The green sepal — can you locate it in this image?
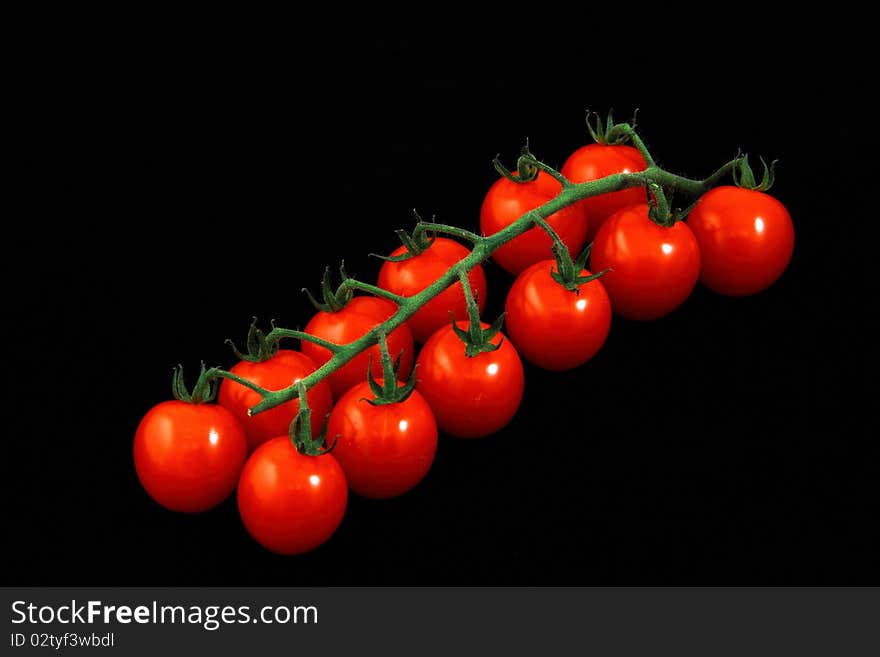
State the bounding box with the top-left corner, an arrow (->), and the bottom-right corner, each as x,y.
303,263 -> 354,313
225,317 -> 278,363
366,355 -> 385,399
586,109 -> 636,146
289,381 -> 335,456
733,155 -> 777,192
362,332 -> 418,405
494,141 -> 539,184
171,361 -> 217,404
549,241 -> 608,292
481,312 -> 506,344
451,312 -> 505,358
372,214 -> 437,263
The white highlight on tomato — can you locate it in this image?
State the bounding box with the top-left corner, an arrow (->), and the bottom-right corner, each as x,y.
398,419 -> 409,432
576,298 -> 587,311
309,475 -> 320,487
661,243 -> 673,255
755,217 -> 765,233
486,363 -> 499,376
209,429 -> 219,445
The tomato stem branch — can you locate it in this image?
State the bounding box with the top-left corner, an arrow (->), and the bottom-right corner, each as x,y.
342,279 -> 408,305
264,328 -> 344,353
205,368 -> 271,396
415,222 -> 485,245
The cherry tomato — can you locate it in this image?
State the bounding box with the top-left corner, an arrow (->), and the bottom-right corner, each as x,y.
302,296 -> 414,399
217,349 -> 333,453
561,144 -> 648,241
590,204 -> 700,320
378,238 -> 488,343
504,260 -> 612,370
480,170 -> 588,275
687,186 -> 795,296
327,381 -> 438,499
134,401 -> 247,513
415,321 -> 524,438
237,436 -> 347,555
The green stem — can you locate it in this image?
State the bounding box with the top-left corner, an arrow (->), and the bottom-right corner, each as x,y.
610,123 -> 656,168
205,368 -> 271,396
530,212 -> 567,252
342,279 -> 409,305
415,222 -> 484,245
264,328 -> 343,353
518,154 -> 573,189
458,269 -> 482,329
229,149 -> 739,416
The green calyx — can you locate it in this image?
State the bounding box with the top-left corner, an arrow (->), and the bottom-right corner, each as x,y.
586,109 -> 638,146
451,269 -> 504,357
549,242 -> 608,292
374,212 -> 436,263
289,381 -> 335,456
171,362 -> 217,404
452,311 -> 506,358
225,317 -> 278,363
304,262 -> 354,313
364,330 -> 418,405
733,155 -> 776,192
493,141 -> 539,184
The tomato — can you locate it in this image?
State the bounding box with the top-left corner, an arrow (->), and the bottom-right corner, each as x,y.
480,170 -> 588,275
237,436 -> 347,555
687,186 -> 795,296
378,238 -> 488,343
134,401 -> 247,513
561,143 -> 648,241
415,321 -> 524,438
327,381 -> 438,499
302,296 -> 414,398
504,260 -> 612,370
217,349 -> 333,453
590,204 -> 700,320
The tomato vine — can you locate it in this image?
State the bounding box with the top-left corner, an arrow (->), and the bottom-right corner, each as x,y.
201,117 -> 742,434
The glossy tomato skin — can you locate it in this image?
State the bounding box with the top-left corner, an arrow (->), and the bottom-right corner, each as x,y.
218,349 -> 333,453
302,296 -> 414,399
237,436 -> 347,555
591,204 -> 700,320
687,186 -> 795,296
134,401 -> 247,513
480,170 -> 588,275
416,322 -> 524,438
561,144 -> 648,241
378,238 -> 488,343
505,260 -> 612,370
327,381 -> 438,499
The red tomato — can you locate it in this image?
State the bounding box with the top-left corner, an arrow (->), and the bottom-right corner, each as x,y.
480,170 -> 588,275
687,186 -> 795,296
590,204 -> 700,320
302,296 -> 414,398
134,401 -> 247,513
327,381 -> 438,499
415,321 -> 524,438
561,144 -> 648,241
378,238 -> 488,343
217,349 -> 333,453
504,260 -> 612,370
237,436 -> 347,555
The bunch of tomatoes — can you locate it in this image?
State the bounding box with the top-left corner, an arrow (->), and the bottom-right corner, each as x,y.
134,118 -> 794,555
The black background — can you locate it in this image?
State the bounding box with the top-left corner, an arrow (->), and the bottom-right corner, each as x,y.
8,24 -> 870,585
